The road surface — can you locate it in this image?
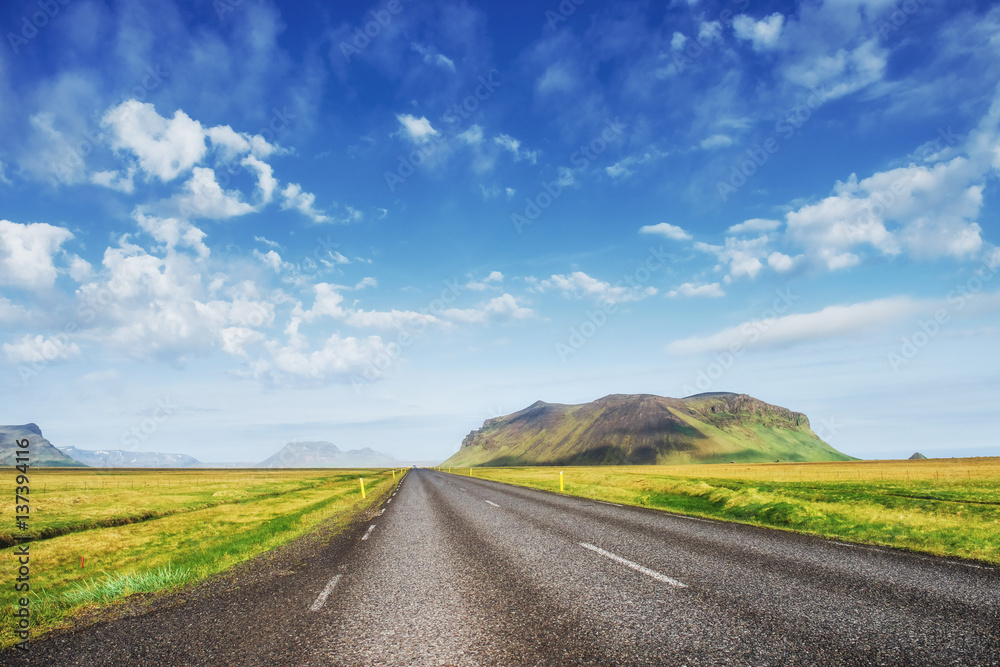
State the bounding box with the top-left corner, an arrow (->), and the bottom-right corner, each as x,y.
8,468 -> 999,665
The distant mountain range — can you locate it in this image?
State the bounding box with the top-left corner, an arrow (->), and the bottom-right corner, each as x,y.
256,441 -> 402,468
0,425 -> 406,468
58,447 -> 201,468
443,392 -> 854,467
0,424 -> 85,467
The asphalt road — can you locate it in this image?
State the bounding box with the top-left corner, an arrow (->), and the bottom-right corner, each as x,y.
7,468 -> 999,666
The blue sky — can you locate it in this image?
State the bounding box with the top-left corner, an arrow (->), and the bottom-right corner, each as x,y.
1,0 -> 998,463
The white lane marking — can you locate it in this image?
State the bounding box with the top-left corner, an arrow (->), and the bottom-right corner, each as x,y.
361,524 -> 376,541
379,509 -> 386,516
579,543 -> 687,588
485,500 -> 500,507
597,501 -> 623,507
830,541 -> 991,570
386,498 -> 392,504
309,574 -> 342,611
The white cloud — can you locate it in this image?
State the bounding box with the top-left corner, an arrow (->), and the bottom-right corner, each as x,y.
443,294 -> 534,324
494,134 -> 538,164
668,282 -> 724,298
102,100 -> 207,182
767,252 -> 799,272
411,43 -> 456,72
0,220 -> 75,290
90,167 -> 136,193
534,271 -> 655,304
458,125 -> 484,145
639,222 -> 692,241
666,297 -> 928,355
670,32 -> 687,52
4,334 -> 80,364
698,21 -> 722,44
280,183 -> 330,223
134,211 -> 210,259
466,271 -> 503,290
354,277 -> 377,290
396,114 -> 440,144
695,235 -> 770,281
254,236 -> 281,249
261,332 -> 394,382
253,249 -> 286,272
728,218 -> 781,234
699,134 -> 733,150
241,155 -> 277,204
733,13 -> 784,51
785,156 -> 984,270
605,149 -> 668,181
176,167 -> 255,220
784,39 -> 887,102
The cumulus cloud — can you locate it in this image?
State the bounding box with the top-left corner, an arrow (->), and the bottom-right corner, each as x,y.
733,13 -> 784,51
281,183 -> 329,223
134,211 -> 210,259
784,156 -> 984,270
396,114 -> 440,144
102,101 -> 207,182
466,271 -> 504,290
639,222 -> 692,241
0,220 -> 75,290
695,235 -> 770,281
4,334 -> 81,364
443,294 -> 534,324
175,167 -> 255,220
533,271 -> 655,304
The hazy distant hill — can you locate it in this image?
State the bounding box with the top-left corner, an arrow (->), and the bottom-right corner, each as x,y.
909,452 -> 929,460
443,392 -> 853,467
257,441 -> 402,468
0,424 -> 86,467
59,446 -> 201,468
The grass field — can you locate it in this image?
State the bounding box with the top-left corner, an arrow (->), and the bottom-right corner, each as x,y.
451,458 -> 1000,565
0,467 -> 403,648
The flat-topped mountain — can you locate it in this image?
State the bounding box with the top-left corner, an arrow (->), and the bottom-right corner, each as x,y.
443,392 -> 853,467
257,441 -> 402,468
0,424 -> 86,467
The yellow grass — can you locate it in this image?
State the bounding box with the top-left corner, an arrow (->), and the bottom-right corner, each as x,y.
1,467 -> 405,648
452,458 -> 1000,565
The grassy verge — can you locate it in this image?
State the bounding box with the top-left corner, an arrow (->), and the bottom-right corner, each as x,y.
1,468 -> 405,648
453,459 -> 1000,565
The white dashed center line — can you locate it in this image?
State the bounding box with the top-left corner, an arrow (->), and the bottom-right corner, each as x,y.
579,543 -> 687,588
361,525 -> 376,541
309,574 -> 342,611
485,500 -> 500,507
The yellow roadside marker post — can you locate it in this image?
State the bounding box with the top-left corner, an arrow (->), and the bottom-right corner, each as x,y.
360,477 -> 366,498
392,470 -> 395,479
560,470 -> 564,492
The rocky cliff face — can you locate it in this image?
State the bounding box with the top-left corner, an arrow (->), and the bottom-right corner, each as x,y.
0,424 -> 87,467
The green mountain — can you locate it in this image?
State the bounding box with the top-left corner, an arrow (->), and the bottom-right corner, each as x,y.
909,452 -> 928,460
443,392 -> 853,467
0,424 -> 87,467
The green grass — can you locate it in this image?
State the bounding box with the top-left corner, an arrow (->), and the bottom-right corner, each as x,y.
453,458 -> 1000,565
0,467 -> 405,648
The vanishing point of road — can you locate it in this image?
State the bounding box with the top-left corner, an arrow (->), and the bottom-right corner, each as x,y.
8,468 -> 999,666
